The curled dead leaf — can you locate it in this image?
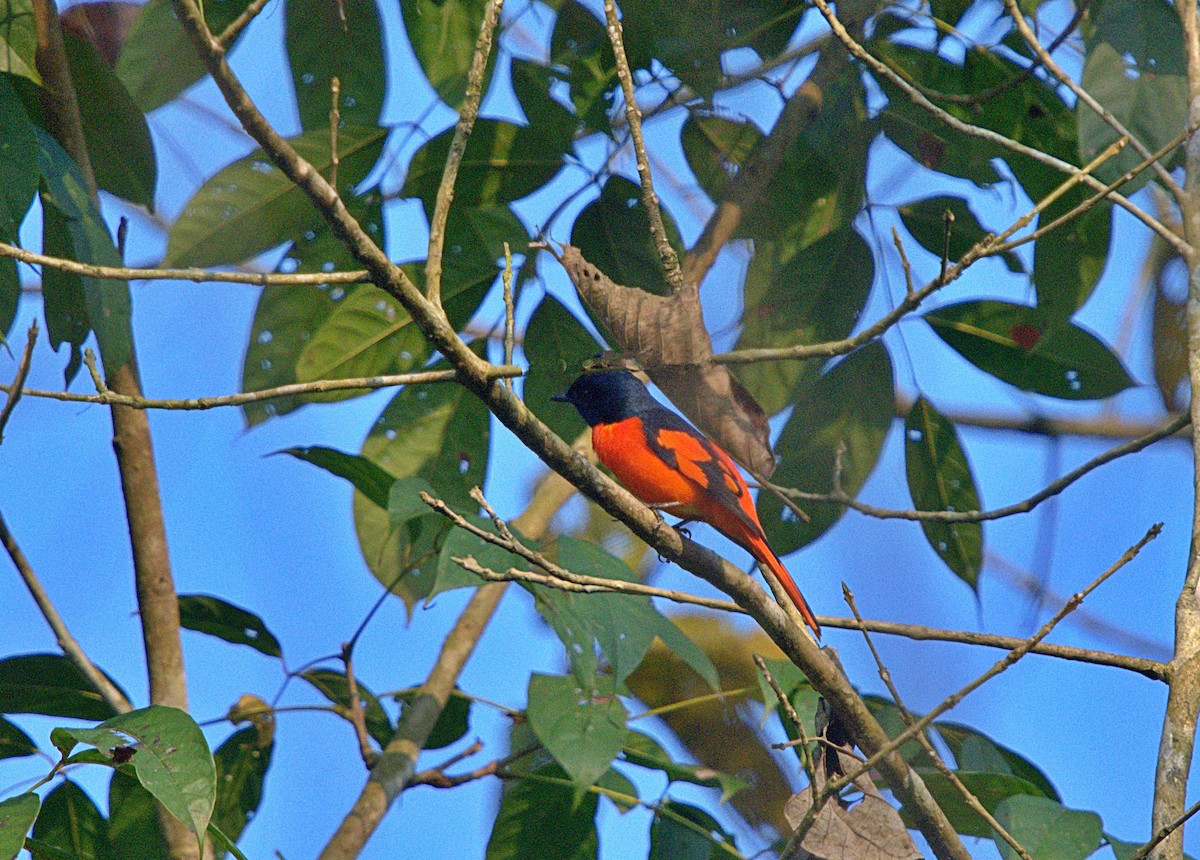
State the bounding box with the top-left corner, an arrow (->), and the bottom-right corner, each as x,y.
783,766 -> 921,860
560,244 -> 776,476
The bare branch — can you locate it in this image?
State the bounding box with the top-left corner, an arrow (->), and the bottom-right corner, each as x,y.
603,0 -> 683,293
426,0 -> 504,309
0,321 -> 37,443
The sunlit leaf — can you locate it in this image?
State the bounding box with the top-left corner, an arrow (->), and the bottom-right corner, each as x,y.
904,397 -> 983,590
353,351 -> 490,609
177,594 -> 283,659
240,193 -> 382,425
400,0 -> 492,109
524,294 -> 602,444
903,769 -> 1045,839
759,342 -> 894,554
526,673 -> 627,788
925,300 -> 1134,399
51,706 -> 216,841
0,654 -> 122,720
734,226 -> 873,413
485,763 -> 598,860
287,0 -> 385,129
992,795 -> 1102,860
0,0 -> 39,83
165,125 -> 387,268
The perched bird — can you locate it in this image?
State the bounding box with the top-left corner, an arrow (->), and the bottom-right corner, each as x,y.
553,369 -> 820,638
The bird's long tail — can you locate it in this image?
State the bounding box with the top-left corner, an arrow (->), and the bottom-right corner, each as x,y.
744,532 -> 821,639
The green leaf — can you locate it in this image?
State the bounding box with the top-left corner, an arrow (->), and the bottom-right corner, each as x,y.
240,193 -> 383,425
37,129 -> 132,380
402,120 -> 566,216
925,300 -> 1135,400
287,0 -> 385,129
993,795 -> 1102,860
930,0 -> 971,27
485,763 -> 598,860
293,286 -> 427,391
115,0 -> 254,111
63,31 -> 156,209
396,689 -> 471,750
594,767 -> 638,812
649,800 -> 733,860
530,585 -> 599,690
905,769 -> 1046,838
107,772 -> 167,860
522,295 -> 601,443
388,475 -> 438,525
300,669 -> 393,747
734,226 -> 874,414
0,0 -> 38,83
1078,0 -> 1187,195
1032,194 -> 1111,317
0,654 -> 122,720
904,397 -> 983,590
353,353 -> 490,609
759,342 -> 894,554
527,673 -> 627,789
0,75 -> 37,238
177,595 -> 283,659
0,793 -> 41,859
570,175 -> 683,297
432,515 -> 526,597
276,445 -> 395,509
547,1 -> 616,134
0,717 -> 36,761
31,781 -> 107,860
52,706 -> 216,842
936,721 -> 1059,802
164,124 -> 387,268
863,695 -> 937,768
621,731 -> 747,802
400,0 -> 492,109
210,726 -> 272,855
899,196 -> 1022,273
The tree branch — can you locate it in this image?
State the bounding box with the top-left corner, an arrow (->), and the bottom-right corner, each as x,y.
1,510 -> 134,715
0,321 -> 37,443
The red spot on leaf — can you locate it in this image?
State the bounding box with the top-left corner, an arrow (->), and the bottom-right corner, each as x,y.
1010,323 -> 1041,350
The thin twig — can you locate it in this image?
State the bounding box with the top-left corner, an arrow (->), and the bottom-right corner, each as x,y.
0,321 -> 37,443
1002,0 -> 1183,201
602,0 -> 683,292
772,413 -> 1188,524
824,524 -> 1162,797
340,643 -> 380,768
426,0 -> 504,309
843,586 -> 1035,860
753,654 -> 814,782
0,362 -> 523,411
1,510 -> 133,715
217,0 -> 275,45
329,76 -> 341,192
0,240 -> 370,286
808,0 -> 1190,258
502,243 -> 515,389
1126,795 -> 1200,860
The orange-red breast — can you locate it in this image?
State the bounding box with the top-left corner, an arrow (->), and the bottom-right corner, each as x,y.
553,369 -> 820,638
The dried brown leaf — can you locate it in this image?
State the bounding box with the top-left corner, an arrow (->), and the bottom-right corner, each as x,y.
560,244 -> 776,476
61,2 -> 141,66
783,769 -> 921,860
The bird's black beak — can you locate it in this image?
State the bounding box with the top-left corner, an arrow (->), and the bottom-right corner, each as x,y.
550,392 -> 570,404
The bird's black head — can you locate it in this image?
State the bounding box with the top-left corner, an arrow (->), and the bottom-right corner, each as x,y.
551,369 -> 660,427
